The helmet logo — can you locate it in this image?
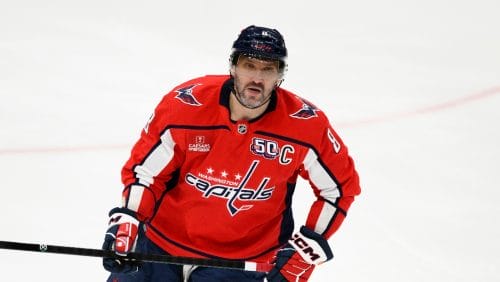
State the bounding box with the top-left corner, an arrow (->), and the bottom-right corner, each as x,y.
252,43 -> 273,52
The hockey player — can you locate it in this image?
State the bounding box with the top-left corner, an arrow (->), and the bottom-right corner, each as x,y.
102,25 -> 361,281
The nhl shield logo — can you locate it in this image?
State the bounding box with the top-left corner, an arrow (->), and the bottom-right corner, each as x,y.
237,124 -> 247,134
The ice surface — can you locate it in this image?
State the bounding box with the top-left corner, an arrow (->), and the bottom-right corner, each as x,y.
1,1 -> 499,281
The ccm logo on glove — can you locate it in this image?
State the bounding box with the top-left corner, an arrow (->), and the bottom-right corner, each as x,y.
290,233 -> 321,262
288,226 -> 333,265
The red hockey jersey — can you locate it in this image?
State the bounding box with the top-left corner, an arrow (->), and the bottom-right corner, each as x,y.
121,75 -> 360,262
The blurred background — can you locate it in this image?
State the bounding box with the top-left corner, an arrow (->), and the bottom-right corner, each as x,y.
1,0 -> 499,281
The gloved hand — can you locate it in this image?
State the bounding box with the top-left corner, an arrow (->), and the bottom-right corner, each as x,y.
267,226 -> 334,282
102,207 -> 140,273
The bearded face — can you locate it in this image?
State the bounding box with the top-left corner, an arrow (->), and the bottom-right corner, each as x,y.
232,55 -> 282,109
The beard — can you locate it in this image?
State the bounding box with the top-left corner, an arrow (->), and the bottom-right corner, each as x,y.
233,76 -> 273,109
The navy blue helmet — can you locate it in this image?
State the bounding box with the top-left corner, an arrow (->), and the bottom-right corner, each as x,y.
230,25 -> 287,71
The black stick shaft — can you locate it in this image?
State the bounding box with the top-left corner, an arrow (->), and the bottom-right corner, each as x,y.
0,240 -> 253,270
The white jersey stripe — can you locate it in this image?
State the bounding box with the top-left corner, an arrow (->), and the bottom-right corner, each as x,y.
314,202 -> 337,233
133,129 -> 176,186
303,149 -> 341,233
126,185 -> 146,212
127,129 -> 176,210
303,149 -> 340,200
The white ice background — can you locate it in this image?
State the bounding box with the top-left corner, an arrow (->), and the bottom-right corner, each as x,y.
1,1 -> 499,281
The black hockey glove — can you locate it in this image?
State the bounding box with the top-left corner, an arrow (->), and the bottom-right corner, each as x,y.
267,226 -> 334,282
102,207 -> 140,273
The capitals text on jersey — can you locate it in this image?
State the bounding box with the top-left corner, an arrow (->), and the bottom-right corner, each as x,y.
185,160 -> 274,216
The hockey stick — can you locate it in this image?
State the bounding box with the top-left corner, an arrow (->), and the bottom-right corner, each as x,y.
0,240 -> 272,272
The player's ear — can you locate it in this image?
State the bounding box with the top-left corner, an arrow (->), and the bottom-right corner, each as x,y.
229,65 -> 236,77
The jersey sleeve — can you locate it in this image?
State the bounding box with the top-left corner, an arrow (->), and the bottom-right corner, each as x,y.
299,122 -> 361,239
120,96 -> 185,221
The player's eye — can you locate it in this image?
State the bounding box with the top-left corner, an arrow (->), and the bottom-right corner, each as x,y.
242,62 -> 256,70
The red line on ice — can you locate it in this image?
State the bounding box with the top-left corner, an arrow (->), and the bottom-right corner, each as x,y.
1,86 -> 499,155
336,86 -> 500,128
